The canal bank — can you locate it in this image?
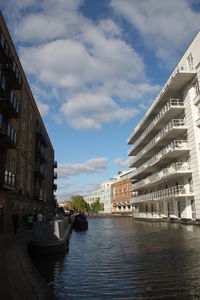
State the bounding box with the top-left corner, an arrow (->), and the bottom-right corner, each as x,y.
0,230 -> 56,300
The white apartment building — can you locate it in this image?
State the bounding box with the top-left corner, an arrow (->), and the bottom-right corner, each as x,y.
128,31 -> 200,222
84,189 -> 102,207
100,181 -> 113,213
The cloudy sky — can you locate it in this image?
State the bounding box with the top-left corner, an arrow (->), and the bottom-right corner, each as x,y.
1,0 -> 200,199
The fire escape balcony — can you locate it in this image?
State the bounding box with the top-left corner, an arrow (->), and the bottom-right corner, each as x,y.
53,171 -> 57,179
129,119 -> 187,168
36,126 -> 48,147
0,117 -> 18,148
54,161 -> 57,168
0,28 -> 11,64
34,163 -> 47,180
130,185 -> 194,204
53,184 -> 57,191
2,59 -> 22,90
128,99 -> 184,156
35,146 -> 48,163
0,90 -> 20,118
0,69 -> 6,97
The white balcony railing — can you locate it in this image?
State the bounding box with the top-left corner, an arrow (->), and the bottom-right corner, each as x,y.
128,99 -> 184,155
129,139 -> 188,173
129,119 -> 187,166
133,162 -> 191,190
130,185 -> 193,204
127,66 -> 196,144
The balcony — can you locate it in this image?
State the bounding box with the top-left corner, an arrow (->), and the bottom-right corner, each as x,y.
130,185 -> 194,204
0,70 -> 6,96
132,162 -> 191,191
53,184 -> 57,191
34,163 -> 47,179
0,90 -> 20,118
0,28 -> 10,64
128,99 -> 184,156
130,119 -> 187,167
128,66 -> 196,145
35,145 -> 48,162
130,140 -> 189,175
54,161 -> 57,168
53,171 -> 57,179
36,126 -> 48,147
0,118 -> 18,148
196,117 -> 200,128
2,59 -> 22,90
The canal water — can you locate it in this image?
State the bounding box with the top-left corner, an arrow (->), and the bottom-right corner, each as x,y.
33,217 -> 200,299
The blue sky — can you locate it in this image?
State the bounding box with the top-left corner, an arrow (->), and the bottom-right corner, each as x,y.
1,0 -> 200,200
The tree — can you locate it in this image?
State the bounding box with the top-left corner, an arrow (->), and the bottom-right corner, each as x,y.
71,195 -> 88,212
91,198 -> 104,213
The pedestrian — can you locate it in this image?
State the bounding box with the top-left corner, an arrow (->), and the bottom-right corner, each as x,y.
37,211 -> 43,222
12,210 -> 19,235
27,213 -> 34,230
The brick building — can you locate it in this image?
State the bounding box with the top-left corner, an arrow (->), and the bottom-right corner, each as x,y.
0,11 -> 57,232
111,170 -> 135,214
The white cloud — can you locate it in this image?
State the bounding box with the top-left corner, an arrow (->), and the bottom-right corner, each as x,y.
57,157 -> 108,179
114,158 -> 130,167
61,93 -> 138,130
110,0 -> 200,66
1,0 -> 160,130
36,101 -> 49,117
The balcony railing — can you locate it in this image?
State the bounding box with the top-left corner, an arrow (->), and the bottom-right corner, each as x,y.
133,162 -> 191,190
36,125 -> 48,147
128,99 -> 184,155
0,69 -> 6,96
130,139 -> 188,173
0,28 -> 11,63
130,119 -> 187,166
127,66 -> 196,145
0,119 -> 18,148
53,184 -> 57,191
54,161 -> 57,168
53,171 -> 57,179
130,185 -> 193,204
3,59 -> 22,90
0,90 -> 20,118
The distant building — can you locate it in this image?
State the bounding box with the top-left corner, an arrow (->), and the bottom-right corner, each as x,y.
84,189 -> 102,207
100,181 -> 113,213
128,30 -> 200,222
111,170 -> 135,214
0,11 -> 57,232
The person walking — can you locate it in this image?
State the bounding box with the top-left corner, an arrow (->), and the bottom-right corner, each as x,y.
12,210 -> 19,235
37,211 -> 43,222
27,212 -> 34,231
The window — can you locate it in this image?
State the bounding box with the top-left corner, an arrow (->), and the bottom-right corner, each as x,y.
187,53 -> 194,70
193,80 -> 199,97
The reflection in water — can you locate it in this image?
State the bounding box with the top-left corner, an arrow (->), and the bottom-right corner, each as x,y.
33,217 -> 200,299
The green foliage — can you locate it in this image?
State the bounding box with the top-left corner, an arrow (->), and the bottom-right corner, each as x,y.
71,195 -> 88,212
91,198 -> 104,213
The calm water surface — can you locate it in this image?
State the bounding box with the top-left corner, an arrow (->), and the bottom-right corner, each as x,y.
33,217 -> 200,299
